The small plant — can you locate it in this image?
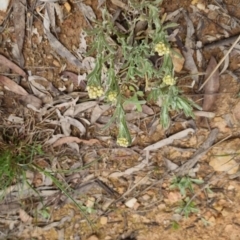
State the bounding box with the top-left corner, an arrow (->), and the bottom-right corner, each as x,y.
201,217 -> 210,227
171,220 -> 180,230
170,176 -> 204,197
0,143 -> 44,198
175,197 -> 199,218
169,176 -> 204,218
0,140 -> 94,226
86,0 -> 201,146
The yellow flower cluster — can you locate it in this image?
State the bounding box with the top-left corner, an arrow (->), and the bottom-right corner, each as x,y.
117,137 -> 129,147
108,91 -> 118,102
86,85 -> 104,99
163,75 -> 176,86
155,42 -> 170,56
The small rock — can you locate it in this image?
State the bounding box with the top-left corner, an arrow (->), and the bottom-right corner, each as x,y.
221,209 -> 230,217
53,59 -> 60,67
117,187 -> 125,194
102,199 -> 114,211
125,198 -> 137,208
133,201 -> 140,210
213,205 -> 223,212
100,216 -> 108,225
157,203 -> 166,211
208,216 -> 216,225
74,223 -> 79,229
172,214 -> 182,222
225,224 -> 234,232
64,2 -> 71,12
233,101 -> 240,121
167,191 -> 182,204
197,3 -> 207,12
46,54 -> 53,60
86,197 -> 95,208
228,185 -> 235,190
104,236 -> 111,240
87,235 -> 99,240
142,194 -> 151,201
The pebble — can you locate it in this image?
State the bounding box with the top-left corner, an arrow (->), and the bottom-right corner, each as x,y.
53,59 -> 60,67
87,235 -> 99,240
208,216 -> 216,225
142,194 -> 151,201
100,216 -> 108,225
64,2 -> 71,12
125,198 -> 137,208
228,185 -> 235,190
86,197 -> 95,208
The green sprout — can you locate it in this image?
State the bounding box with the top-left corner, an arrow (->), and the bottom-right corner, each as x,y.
170,176 -> 204,197
175,197 -> 199,218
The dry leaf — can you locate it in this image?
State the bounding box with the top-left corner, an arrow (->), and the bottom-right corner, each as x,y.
164,157 -> 179,171
0,75 -> 28,95
171,48 -> 185,72
91,104 -> 110,124
12,0 -> 26,67
52,136 -> 100,147
166,8 -> 182,21
126,112 -> 147,121
0,55 -> 26,77
61,71 -> 86,90
202,57 -> 219,111
19,209 -> 33,223
182,10 -> 198,83
209,156 -> 238,174
45,134 -> 64,145
66,116 -> 86,135
7,114 -> 24,124
20,94 -> 42,109
28,76 -> 53,103
142,104 -> 154,115
77,2 -> 96,22
167,192 -> 182,204
74,101 -> 97,115
63,105 -> 75,117
111,0 -> 129,11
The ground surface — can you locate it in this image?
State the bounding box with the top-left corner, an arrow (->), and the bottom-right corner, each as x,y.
1,0 -> 240,240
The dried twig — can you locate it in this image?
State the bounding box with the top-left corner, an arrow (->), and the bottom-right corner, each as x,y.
174,128 -> 219,176
199,34 -> 240,91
